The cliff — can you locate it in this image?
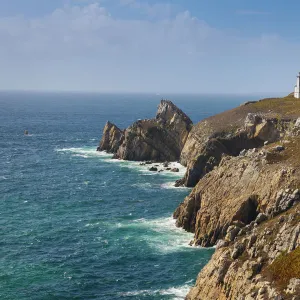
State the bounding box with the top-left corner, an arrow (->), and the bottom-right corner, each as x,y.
98,100 -> 193,162
187,205 -> 300,299
97,95 -> 300,299
177,95 -> 300,187
173,113 -> 300,299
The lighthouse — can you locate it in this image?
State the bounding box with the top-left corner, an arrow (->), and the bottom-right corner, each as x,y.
294,72 -> 300,98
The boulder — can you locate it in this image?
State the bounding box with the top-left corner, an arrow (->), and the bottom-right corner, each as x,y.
170,168 -> 180,172
255,213 -> 268,224
149,167 -> 158,172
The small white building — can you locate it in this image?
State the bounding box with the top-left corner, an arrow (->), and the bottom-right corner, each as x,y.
294,72 -> 300,98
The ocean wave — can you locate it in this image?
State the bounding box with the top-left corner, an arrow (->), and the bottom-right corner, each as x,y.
119,284 -> 191,299
56,147 -> 187,178
117,217 -> 195,253
55,147 -> 113,158
160,182 -> 191,190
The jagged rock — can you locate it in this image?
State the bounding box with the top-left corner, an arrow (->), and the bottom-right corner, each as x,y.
163,162 -> 169,167
247,234 -> 257,249
174,151 -> 298,246
231,243 -> 245,259
170,168 -> 179,172
97,121 -> 124,153
186,206 -> 300,300
98,100 -> 193,162
255,213 -> 268,225
215,240 -> 229,250
225,226 -> 240,242
285,278 -> 300,295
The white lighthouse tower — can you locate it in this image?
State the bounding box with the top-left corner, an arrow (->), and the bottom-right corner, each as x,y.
294,72 -> 300,98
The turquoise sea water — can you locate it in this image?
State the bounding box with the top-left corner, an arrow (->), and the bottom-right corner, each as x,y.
0,92 -> 265,299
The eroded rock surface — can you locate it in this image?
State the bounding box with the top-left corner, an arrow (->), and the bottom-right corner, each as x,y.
186,206 -> 300,300
98,100 -> 193,162
97,121 -> 124,153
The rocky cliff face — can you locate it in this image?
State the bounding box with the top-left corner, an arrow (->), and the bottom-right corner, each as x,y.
174,144 -> 300,247
177,111 -> 289,187
186,205 -> 300,300
98,100 -> 193,162
174,126 -> 300,299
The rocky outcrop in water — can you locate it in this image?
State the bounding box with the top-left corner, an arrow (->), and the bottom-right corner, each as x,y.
98,100 -> 193,162
97,121 -> 124,153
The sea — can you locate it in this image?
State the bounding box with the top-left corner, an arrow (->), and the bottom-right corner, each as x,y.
0,91 -> 270,300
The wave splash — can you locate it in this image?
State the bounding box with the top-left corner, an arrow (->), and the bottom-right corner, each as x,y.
119,284 -> 192,299
56,147 -> 187,177
117,217 -> 194,253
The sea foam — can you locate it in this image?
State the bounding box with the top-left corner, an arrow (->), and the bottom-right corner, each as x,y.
118,217 -> 195,254
119,284 -> 192,299
56,147 -> 187,178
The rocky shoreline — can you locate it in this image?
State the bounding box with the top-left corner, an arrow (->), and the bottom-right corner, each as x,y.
98,96 -> 300,299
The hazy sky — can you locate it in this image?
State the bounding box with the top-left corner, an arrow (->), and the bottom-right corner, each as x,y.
1,0 -> 300,93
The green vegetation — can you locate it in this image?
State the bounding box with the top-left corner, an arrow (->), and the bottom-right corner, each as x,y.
266,247 -> 300,290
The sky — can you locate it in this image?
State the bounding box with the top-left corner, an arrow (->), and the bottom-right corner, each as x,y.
1,0 -> 300,94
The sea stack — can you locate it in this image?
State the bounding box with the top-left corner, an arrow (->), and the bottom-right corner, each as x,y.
98,99 -> 193,162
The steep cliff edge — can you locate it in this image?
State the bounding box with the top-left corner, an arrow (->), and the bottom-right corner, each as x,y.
178,94 -> 300,187
174,134 -> 300,299
187,205 -> 300,300
98,100 -> 193,162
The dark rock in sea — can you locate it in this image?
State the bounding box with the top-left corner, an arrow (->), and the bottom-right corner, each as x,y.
149,167 -> 158,172
170,168 -> 180,172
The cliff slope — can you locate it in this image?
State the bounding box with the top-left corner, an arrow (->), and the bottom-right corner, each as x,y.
178,94 -> 300,187
174,124 -> 300,299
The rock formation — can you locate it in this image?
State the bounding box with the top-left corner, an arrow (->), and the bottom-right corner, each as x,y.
186,205 -> 300,300
98,94 -> 300,299
98,100 -> 193,162
173,108 -> 300,299
97,121 -> 124,153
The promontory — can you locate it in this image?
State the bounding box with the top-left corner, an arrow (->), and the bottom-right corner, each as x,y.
98,95 -> 300,299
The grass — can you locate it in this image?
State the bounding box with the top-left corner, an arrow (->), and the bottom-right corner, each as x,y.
252,94 -> 300,118
266,137 -> 300,168
266,247 -> 300,291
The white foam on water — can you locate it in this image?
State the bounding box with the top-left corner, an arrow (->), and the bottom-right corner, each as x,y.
119,284 -> 192,299
160,182 -> 191,190
118,217 -> 194,254
56,147 -> 113,158
56,147 -> 187,180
